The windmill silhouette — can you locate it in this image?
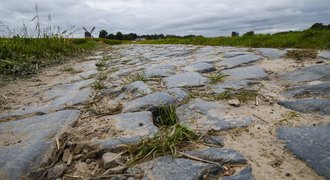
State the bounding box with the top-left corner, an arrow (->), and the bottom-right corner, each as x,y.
83,27 -> 95,38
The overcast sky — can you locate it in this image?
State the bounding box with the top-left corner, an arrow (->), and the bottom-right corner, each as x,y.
1,0 -> 330,37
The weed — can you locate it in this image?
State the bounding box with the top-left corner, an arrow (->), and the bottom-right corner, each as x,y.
154,105 -> 178,126
127,124 -> 196,165
188,88 -> 259,103
87,101 -> 122,116
136,90 -> 149,97
127,106 -> 197,165
286,111 -> 299,119
121,72 -> 147,84
108,67 -> 119,73
92,81 -> 106,90
208,73 -> 228,84
61,67 -> 82,74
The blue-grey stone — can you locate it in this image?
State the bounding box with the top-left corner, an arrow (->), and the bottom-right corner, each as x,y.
182,62 -> 216,73
318,51 -> 330,60
284,82 -> 330,98
277,124 -> 330,179
164,72 -> 210,88
122,92 -> 176,112
223,52 -> 255,58
176,99 -> 252,133
0,110 -> 80,179
221,66 -> 267,82
106,111 -> 158,137
212,80 -> 259,94
185,148 -> 247,165
144,64 -> 176,78
0,79 -> 93,120
257,48 -> 286,59
68,69 -> 98,82
167,88 -> 188,102
281,65 -> 330,83
131,156 -> 223,180
203,136 -> 224,147
222,165 -> 254,180
278,99 -> 330,115
219,55 -> 262,68
124,81 -> 152,96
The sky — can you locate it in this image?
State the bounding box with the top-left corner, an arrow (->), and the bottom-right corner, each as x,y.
1,0 -> 330,37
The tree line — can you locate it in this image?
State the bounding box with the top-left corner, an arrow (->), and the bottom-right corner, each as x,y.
98,30 -> 196,40
98,23 -> 329,40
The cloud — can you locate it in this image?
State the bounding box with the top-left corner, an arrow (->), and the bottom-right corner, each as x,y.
0,0 -> 329,37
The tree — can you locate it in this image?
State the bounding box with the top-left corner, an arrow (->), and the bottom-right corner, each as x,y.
231,31 -> 239,37
107,33 -> 115,39
116,32 -> 123,40
99,30 -> 108,38
243,31 -> 254,36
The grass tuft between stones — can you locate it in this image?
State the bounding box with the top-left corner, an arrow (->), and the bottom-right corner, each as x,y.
121,72 -> 148,84
189,88 -> 260,103
208,72 -> 228,84
126,105 -> 197,165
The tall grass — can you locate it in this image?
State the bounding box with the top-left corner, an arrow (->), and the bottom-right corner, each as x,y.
0,5 -> 123,77
136,30 -> 330,49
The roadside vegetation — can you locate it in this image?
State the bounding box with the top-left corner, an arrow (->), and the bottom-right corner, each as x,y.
136,29 -> 330,49
0,6 -> 123,78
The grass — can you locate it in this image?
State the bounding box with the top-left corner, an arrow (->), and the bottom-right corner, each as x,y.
92,80 -> 106,90
121,72 -> 148,84
126,106 -> 197,165
208,72 -> 228,84
189,88 -> 259,103
136,29 -> 330,49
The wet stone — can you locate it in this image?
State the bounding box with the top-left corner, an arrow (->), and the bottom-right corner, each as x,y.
0,110 -> 80,179
130,156 -> 224,180
219,54 -> 262,69
318,51 -> 330,59
257,48 -> 287,59
277,124 -> 330,179
176,99 -> 252,133
182,62 -> 216,73
185,148 -> 247,165
278,99 -> 330,115
281,64 -> 330,83
144,64 -> 176,78
221,66 -> 267,82
164,72 -> 210,88
222,165 -> 254,180
122,92 -> 176,112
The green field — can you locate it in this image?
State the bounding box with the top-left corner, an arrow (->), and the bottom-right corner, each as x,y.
136,29 -> 330,50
